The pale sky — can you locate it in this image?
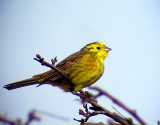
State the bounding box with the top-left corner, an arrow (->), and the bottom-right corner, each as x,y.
0,0 -> 160,125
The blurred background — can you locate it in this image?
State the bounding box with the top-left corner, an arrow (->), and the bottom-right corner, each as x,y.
0,0 -> 160,125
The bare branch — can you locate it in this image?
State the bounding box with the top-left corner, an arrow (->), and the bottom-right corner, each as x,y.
51,56 -> 57,65
25,110 -> 41,125
34,54 -> 74,90
89,87 -> 146,125
0,110 -> 40,125
0,114 -> 21,125
73,91 -> 131,125
34,54 -> 65,77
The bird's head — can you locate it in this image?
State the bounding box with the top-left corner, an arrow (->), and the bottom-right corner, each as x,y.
81,41 -> 111,60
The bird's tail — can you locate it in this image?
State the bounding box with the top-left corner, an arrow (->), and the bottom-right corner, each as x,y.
3,77 -> 44,90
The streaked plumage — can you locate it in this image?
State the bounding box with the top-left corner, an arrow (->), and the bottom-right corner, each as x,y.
4,41 -> 111,91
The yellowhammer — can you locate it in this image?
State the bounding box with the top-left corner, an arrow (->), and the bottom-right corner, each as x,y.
4,41 -> 111,91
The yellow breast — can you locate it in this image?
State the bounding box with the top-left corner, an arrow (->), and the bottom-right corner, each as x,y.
65,53 -> 104,91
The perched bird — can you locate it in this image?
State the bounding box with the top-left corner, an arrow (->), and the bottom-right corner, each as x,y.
4,41 -> 111,92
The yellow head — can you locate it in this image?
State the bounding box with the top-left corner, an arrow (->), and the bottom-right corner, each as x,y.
81,41 -> 111,60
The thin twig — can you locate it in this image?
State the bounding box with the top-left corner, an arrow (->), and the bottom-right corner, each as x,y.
34,54 -> 74,90
89,87 -> 147,125
51,56 -> 57,65
0,110 -> 40,125
34,54 -> 66,79
73,91 -> 130,125
25,110 -> 41,125
0,115 -> 21,125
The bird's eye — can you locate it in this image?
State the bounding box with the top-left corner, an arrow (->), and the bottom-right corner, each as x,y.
96,47 -> 100,50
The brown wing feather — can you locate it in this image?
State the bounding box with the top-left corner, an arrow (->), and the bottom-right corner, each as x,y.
41,51 -> 87,82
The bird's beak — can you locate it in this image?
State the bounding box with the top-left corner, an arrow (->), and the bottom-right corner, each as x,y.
106,47 -> 112,52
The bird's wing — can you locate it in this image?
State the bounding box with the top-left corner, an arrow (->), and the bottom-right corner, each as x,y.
40,51 -> 86,83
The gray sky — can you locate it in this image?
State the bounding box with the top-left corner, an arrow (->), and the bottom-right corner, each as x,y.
0,0 -> 160,125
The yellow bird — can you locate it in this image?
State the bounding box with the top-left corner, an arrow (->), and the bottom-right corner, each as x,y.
4,41 -> 111,92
